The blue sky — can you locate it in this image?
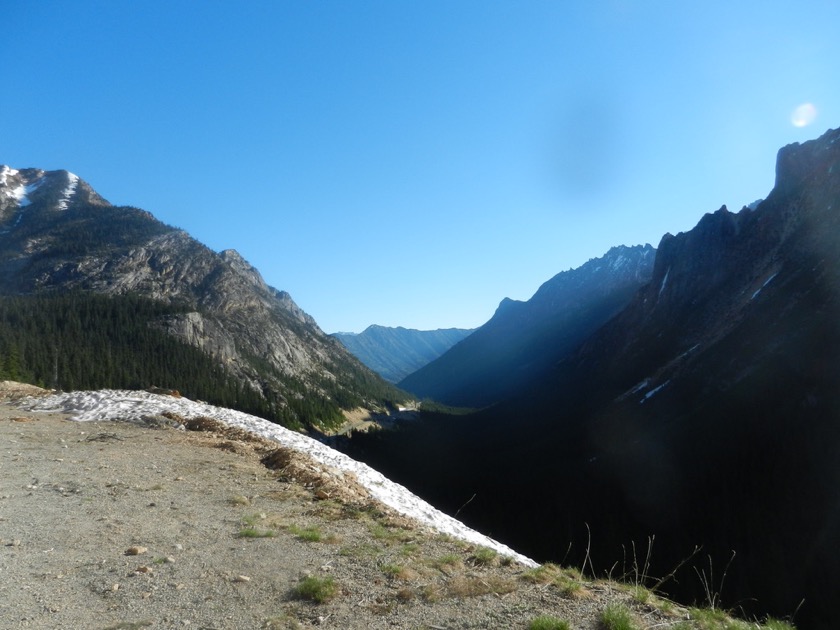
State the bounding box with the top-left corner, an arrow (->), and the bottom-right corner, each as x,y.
3,1 -> 838,333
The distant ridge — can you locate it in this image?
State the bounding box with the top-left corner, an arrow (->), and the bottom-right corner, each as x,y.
334,325 -> 474,383
398,244 -> 655,407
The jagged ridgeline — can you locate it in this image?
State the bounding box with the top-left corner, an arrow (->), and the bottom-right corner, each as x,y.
0,167 -> 406,430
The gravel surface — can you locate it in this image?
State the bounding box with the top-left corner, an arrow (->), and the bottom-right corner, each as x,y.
0,384 -> 710,630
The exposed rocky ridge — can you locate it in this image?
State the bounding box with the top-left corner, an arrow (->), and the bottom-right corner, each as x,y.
398,243 -> 655,407
333,325 -> 474,383
0,167 -> 404,427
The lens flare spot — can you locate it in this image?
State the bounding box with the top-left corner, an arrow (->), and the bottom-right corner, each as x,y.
791,103 -> 817,127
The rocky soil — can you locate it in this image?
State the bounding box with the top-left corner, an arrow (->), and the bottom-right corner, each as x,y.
0,383 -> 759,630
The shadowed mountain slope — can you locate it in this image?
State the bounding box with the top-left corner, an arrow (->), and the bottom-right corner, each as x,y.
341,127 -> 840,629
398,244 -> 655,407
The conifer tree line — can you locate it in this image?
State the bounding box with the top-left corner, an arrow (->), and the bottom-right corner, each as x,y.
0,292 -> 401,430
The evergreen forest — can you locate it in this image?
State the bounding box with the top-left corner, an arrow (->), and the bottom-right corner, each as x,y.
0,292 -> 398,430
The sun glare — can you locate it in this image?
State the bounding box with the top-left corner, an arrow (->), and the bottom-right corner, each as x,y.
791,103 -> 817,127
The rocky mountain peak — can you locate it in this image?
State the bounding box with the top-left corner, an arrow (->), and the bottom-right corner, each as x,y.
774,126 -> 840,196
0,166 -> 107,219
0,166 -> 403,428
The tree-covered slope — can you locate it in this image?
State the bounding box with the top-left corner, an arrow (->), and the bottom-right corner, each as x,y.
0,167 -> 406,429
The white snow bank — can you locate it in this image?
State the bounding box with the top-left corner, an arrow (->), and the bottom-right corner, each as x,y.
21,389 -> 537,567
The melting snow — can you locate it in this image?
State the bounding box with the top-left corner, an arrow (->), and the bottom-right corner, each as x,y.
750,272 -> 779,300
20,389 -> 537,567
657,267 -> 670,297
1,169 -> 45,234
0,165 -> 17,187
17,176 -> 46,207
56,172 -> 79,210
640,380 -> 670,403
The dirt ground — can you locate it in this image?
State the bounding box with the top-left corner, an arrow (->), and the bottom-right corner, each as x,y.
0,384 -> 707,629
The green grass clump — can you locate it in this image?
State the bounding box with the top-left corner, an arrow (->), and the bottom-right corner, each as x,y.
469,546 -> 498,566
686,609 -> 797,630
529,616 -> 570,630
600,603 -> 639,630
522,563 -> 561,584
429,553 -> 462,570
288,524 -> 322,542
381,563 -> 414,581
369,522 -> 415,544
292,575 -> 338,603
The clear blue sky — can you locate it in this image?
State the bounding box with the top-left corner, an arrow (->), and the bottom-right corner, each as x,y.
3,1 -> 838,333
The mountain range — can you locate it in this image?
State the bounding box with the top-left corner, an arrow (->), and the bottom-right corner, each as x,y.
398,244 -> 655,407
340,127 -> 840,629
4,123 -> 839,628
333,325 -> 474,383
0,165 -> 405,430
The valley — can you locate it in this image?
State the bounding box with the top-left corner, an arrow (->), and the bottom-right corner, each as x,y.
2,128 -> 838,629
338,127 -> 840,630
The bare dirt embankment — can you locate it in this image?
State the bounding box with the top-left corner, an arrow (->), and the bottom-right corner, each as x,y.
0,382 -> 716,629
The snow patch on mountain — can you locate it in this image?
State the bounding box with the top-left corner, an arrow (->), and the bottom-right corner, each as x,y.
658,267 -> 670,297
751,272 -> 779,300
0,166 -> 16,187
56,172 -> 79,210
640,380 -> 670,403
21,389 -> 538,567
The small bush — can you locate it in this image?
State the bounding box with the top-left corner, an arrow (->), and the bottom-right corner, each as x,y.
529,616 -> 570,630
292,575 -> 337,603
